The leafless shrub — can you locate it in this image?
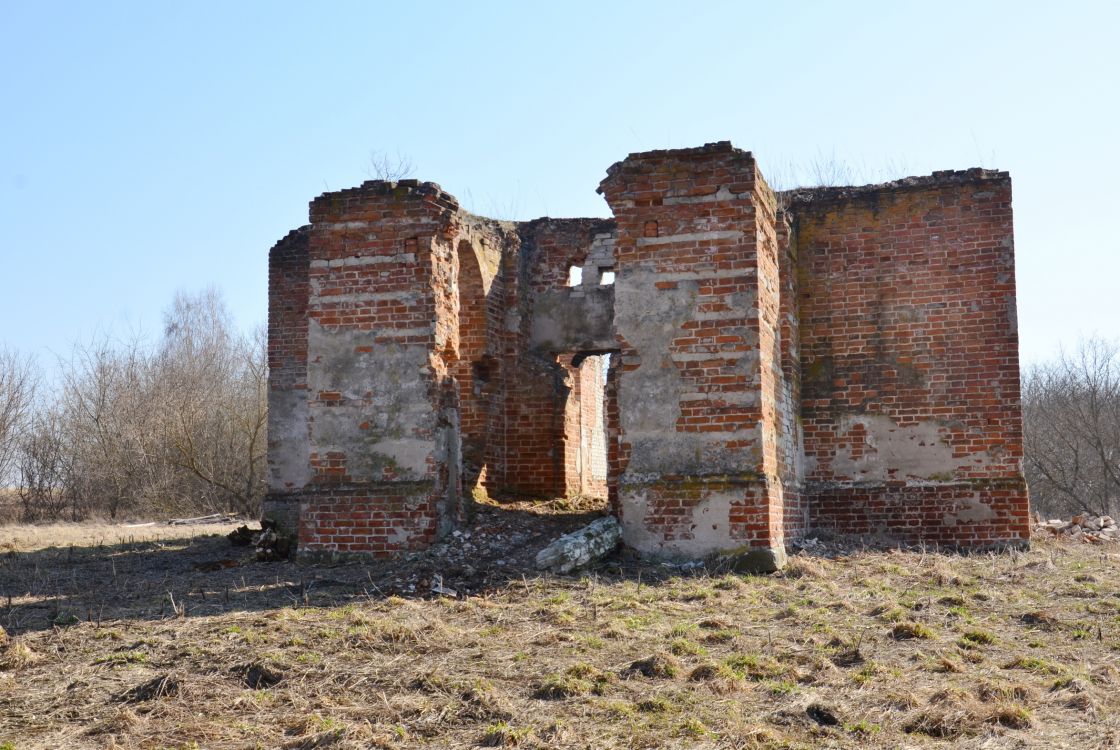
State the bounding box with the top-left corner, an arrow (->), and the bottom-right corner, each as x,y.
1022,337 -> 1120,518
14,288 -> 267,522
366,149 -> 415,181
17,407 -> 76,521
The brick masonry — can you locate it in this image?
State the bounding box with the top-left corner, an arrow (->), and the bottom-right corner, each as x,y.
265,142 -> 1030,566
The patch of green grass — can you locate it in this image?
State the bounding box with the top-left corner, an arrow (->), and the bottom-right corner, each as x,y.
565,662 -> 598,678
763,679 -> 799,696
535,664 -> 613,699
852,662 -> 881,685
1004,656 -> 1065,675
959,629 -> 996,646
712,576 -> 745,591
480,721 -> 533,747
988,704 -> 1033,729
701,628 -> 737,644
947,605 -> 972,622
678,717 -> 709,738
622,614 -> 657,631
677,586 -> 716,602
724,653 -> 785,680
891,621 -> 936,640
625,653 -> 679,679
668,622 -> 697,638
636,696 -> 673,713
845,720 -> 881,734
688,661 -> 741,683
534,673 -> 592,700
600,700 -> 636,718
669,638 -> 706,657
875,606 -> 906,623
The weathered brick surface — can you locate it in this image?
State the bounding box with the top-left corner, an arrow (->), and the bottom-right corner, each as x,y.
266,144 -> 1029,562
598,143 -> 790,563
263,226 -> 311,535
789,171 -> 1029,548
498,220 -> 615,499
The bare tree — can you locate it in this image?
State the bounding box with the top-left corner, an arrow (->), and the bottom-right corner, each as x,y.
156,291 -> 268,516
56,334 -> 157,519
17,407 -> 73,521
1023,338 -> 1120,518
0,347 -> 37,487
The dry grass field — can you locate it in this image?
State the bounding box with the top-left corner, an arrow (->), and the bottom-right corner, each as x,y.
1,504 -> 1118,749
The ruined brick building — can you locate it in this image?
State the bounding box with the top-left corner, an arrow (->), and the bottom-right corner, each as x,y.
264,142 -> 1030,570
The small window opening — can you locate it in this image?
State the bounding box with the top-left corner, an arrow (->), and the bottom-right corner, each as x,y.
599,269 -> 615,286
567,265 -> 583,287
472,357 -> 494,385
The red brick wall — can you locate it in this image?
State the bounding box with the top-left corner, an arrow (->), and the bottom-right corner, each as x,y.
266,146 -> 1030,561
600,143 -> 788,561
790,171 -> 1029,547
267,227 -> 311,394
559,354 -> 609,499
297,484 -> 443,555
298,180 -> 462,558
453,241 -> 491,493
263,226 -> 311,534
493,219 -> 615,499
577,355 -> 609,498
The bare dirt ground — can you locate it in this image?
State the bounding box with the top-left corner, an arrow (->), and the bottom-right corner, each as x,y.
1,499 -> 1118,749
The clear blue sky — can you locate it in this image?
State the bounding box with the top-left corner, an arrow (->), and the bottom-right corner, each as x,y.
1,1 -> 1116,369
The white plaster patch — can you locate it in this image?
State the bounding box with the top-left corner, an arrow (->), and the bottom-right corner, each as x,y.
942,494 -> 997,525
636,230 -> 744,246
369,438 -> 435,476
831,414 -> 989,481
619,487 -> 735,558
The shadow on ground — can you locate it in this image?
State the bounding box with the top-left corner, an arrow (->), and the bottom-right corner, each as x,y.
1,497 -> 665,635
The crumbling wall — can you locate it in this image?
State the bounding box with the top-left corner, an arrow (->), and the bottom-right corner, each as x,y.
598,143 -> 789,569
789,171 -> 1030,548
775,213 -> 806,539
298,181 -> 465,558
450,223 -> 508,500
263,226 -> 311,536
497,219 -> 615,499
264,143 -> 1030,563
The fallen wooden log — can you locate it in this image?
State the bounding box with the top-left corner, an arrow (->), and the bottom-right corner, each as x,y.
535,516 -> 621,574
167,513 -> 239,526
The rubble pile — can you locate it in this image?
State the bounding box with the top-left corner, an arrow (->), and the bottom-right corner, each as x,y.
227,520 -> 294,561
1036,514 -> 1119,543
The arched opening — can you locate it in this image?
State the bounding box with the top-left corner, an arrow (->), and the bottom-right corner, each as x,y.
455,242 -> 493,496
